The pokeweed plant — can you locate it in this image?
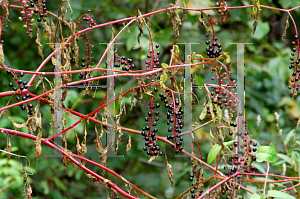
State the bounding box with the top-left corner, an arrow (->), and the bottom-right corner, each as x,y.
0,0 -> 300,198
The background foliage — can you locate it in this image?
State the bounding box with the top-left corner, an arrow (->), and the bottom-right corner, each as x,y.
0,0 -> 300,198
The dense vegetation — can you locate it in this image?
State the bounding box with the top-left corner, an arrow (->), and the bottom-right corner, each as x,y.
0,0 -> 300,198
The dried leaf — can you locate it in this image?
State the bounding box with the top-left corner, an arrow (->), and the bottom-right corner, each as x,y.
0,44 -> 4,66
281,16 -> 290,41
165,153 -> 174,186
73,35 -> 80,69
61,47 -> 72,83
63,148 -> 75,173
251,0 -> 261,35
125,183 -> 132,195
35,25 -> 44,60
136,8 -> 144,43
6,136 -> 12,159
168,8 -> 184,38
26,182 -> 32,199
95,126 -> 107,174
126,134 -> 132,153
34,127 -> 43,165
43,20 -> 55,50
76,127 -> 87,164
1,0 -> 9,19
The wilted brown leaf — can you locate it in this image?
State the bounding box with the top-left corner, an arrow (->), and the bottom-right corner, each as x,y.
26,183 -> 32,199
35,25 -> 44,60
165,153 -> 174,186
0,44 -> 4,66
126,134 -> 132,153
6,136 -> 12,159
281,16 -> 289,41
136,8 -> 144,43
94,126 -> 107,175
1,0 -> 9,19
76,127 -> 88,164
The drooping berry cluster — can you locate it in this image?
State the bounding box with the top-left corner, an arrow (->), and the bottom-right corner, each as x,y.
141,88 -> 162,157
7,70 -> 34,115
288,35 -> 300,96
189,176 -> 204,198
200,13 -> 222,59
113,55 -> 134,71
158,90 -> 184,154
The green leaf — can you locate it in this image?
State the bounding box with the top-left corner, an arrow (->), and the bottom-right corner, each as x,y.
207,144 -> 221,164
260,194 -> 266,199
250,193 -> 260,199
277,153 -> 291,164
267,190 -> 296,199
278,0 -> 299,10
256,143 -> 278,163
252,162 -> 266,174
284,129 -> 295,145
53,177 -> 67,191
199,105 -> 207,120
224,140 -> 235,147
215,104 -> 222,121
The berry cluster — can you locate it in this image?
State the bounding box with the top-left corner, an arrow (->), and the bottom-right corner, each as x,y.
216,1 -> 228,16
288,35 -> 300,96
158,91 -> 184,154
204,87 -> 238,120
7,70 -> 34,115
146,45 -> 161,68
141,88 -> 162,157
189,177 -> 204,198
205,34 -> 222,59
79,57 -> 94,79
32,0 -> 48,23
225,121 -> 259,175
16,0 -> 47,34
82,10 -> 96,28
113,55 -> 134,71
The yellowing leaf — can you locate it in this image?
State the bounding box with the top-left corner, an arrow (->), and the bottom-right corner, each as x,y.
160,75 -> 168,83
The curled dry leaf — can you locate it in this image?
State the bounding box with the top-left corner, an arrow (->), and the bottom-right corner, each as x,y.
63,148 -> 75,173
73,35 -> 80,69
43,20 -> 56,50
165,153 -> 174,186
35,25 -> 44,60
6,136 -> 12,159
136,8 -> 144,43
0,44 -> 4,66
85,173 -> 102,186
76,127 -> 87,164
251,0 -> 261,35
26,182 -> 32,199
61,47 -> 72,83
125,183 -> 132,195
281,16 -> 289,41
126,134 -> 132,153
94,126 -> 107,174
1,0 -> 9,19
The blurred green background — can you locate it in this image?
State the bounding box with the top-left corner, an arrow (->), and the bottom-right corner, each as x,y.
0,0 -> 300,198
